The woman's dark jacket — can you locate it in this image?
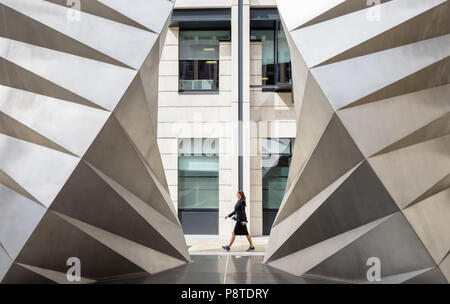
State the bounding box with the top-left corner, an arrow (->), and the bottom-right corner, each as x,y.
228,199 -> 247,223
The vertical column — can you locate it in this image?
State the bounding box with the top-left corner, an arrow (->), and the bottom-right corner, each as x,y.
242,1 -> 252,234
230,1 -> 240,235
231,0 -> 251,233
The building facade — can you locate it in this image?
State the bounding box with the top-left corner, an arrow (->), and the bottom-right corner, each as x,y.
157,0 -> 296,236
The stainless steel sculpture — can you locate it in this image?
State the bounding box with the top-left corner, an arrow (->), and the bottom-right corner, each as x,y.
266,0 -> 450,283
0,0 -> 190,283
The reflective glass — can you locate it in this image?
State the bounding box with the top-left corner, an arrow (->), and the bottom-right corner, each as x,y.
251,30 -> 275,86
250,22 -> 292,86
178,139 -> 219,210
178,138 -> 219,155
262,139 -> 294,210
179,30 -> 230,91
262,138 -> 292,155
277,28 -> 292,84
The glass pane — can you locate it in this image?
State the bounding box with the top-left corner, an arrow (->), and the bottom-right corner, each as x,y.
179,177 -> 218,190
251,30 -> 275,65
262,189 -> 286,209
277,23 -> 292,84
262,138 -> 291,154
179,156 -> 219,177
263,176 -> 287,190
179,138 -> 192,155
179,30 -> 229,91
250,29 -> 275,85
179,30 -> 230,60
262,138 -> 294,210
179,60 -> 218,91
277,27 -> 291,64
279,138 -> 292,154
277,62 -> 291,84
203,138 -> 219,155
178,138 -> 218,155
193,138 -> 203,155
261,138 -> 273,154
262,165 -> 290,178
178,146 -> 219,210
179,189 -> 219,209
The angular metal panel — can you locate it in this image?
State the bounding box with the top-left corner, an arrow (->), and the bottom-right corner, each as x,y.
269,0 -> 450,283
0,0 -> 189,283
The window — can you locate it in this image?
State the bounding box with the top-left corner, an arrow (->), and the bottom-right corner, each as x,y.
277,27 -> 292,85
251,29 -> 275,85
178,138 -> 219,234
262,138 -> 295,235
251,21 -> 292,87
179,30 -> 230,92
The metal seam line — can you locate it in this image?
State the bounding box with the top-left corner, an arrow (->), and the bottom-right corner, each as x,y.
223,254 -> 230,284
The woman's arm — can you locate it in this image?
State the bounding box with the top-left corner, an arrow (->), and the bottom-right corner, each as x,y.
240,201 -> 247,223
226,210 -> 236,219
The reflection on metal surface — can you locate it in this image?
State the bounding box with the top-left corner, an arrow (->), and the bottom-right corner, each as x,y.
100,255 -> 341,284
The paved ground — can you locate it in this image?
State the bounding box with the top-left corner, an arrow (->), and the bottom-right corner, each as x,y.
186,235 -> 268,255
100,236 -> 343,284
102,255 -> 340,284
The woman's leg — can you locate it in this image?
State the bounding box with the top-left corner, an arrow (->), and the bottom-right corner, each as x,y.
246,235 -> 254,248
228,232 -> 236,248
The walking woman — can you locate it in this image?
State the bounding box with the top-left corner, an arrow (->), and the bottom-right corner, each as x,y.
222,190 -> 255,252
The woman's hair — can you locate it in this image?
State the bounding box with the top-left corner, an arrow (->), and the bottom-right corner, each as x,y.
238,190 -> 246,206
